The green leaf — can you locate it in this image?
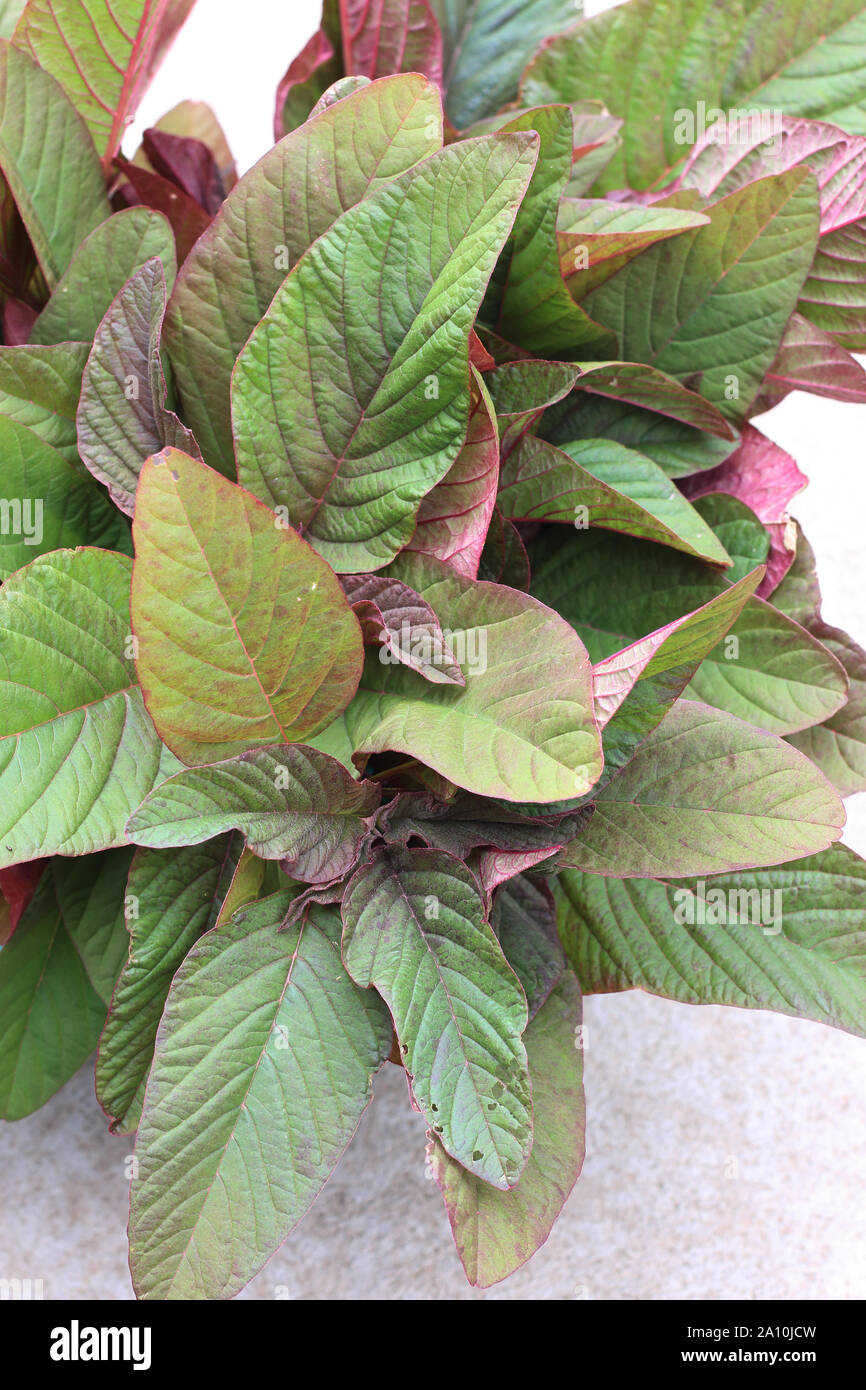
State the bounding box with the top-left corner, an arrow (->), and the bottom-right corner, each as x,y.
593,568 -> 763,783
96,835 -> 243,1133
429,973 -> 584,1287
543,389 -> 738,478
584,172 -> 821,422
0,850 -> 132,1119
557,844 -> 866,1038
126,746 -> 380,883
566,361 -> 738,443
521,0 -> 866,190
498,434 -> 732,564
556,700 -> 844,879
691,494 -> 770,583
130,449 -> 364,765
558,197 -> 710,299
0,548 -> 178,868
77,257 -> 200,515
0,416 -> 131,578
14,0 -> 197,164
491,874 -> 565,1022
0,342 -> 88,469
722,1 -> 866,121
231,134 -> 538,573
342,845 -> 531,1188
485,106 -> 616,358
798,218 -> 866,350
165,73 -> 443,472
0,2 -> 26,38
128,893 -> 392,1299
432,0 -> 578,128
530,528 -> 848,736
343,551 -> 603,802
30,207 -> 176,346
520,0 -> 736,191
0,40 -> 110,287
775,527 -> 866,794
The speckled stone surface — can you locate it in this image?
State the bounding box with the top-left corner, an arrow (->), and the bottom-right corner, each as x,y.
1,302 -> 864,1305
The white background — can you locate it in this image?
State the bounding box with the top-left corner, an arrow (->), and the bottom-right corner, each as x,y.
5,0 -> 865,1301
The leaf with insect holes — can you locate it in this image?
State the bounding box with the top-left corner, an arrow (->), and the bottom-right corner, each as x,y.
498,434 -> 732,564
96,834 -> 245,1133
30,207 -> 176,346
232,134 -> 538,573
530,527 -> 848,736
165,73 -> 444,471
343,551 -> 602,802
557,700 -> 844,879
130,450 -> 364,765
0,41 -> 110,287
126,746 -> 380,883
429,972 -> 584,1287
128,895 -> 392,1299
0,850 -> 133,1119
77,257 -> 201,515
0,548 -> 179,868
14,0 -> 198,164
557,845 -> 866,1039
342,845 -> 532,1189
0,416 -> 132,578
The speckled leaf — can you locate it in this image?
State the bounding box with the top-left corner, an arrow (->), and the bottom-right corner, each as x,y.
232,135 -> 537,573
342,845 -> 531,1188
429,972 -> 584,1287
130,450 -> 364,765
129,894 -> 392,1299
